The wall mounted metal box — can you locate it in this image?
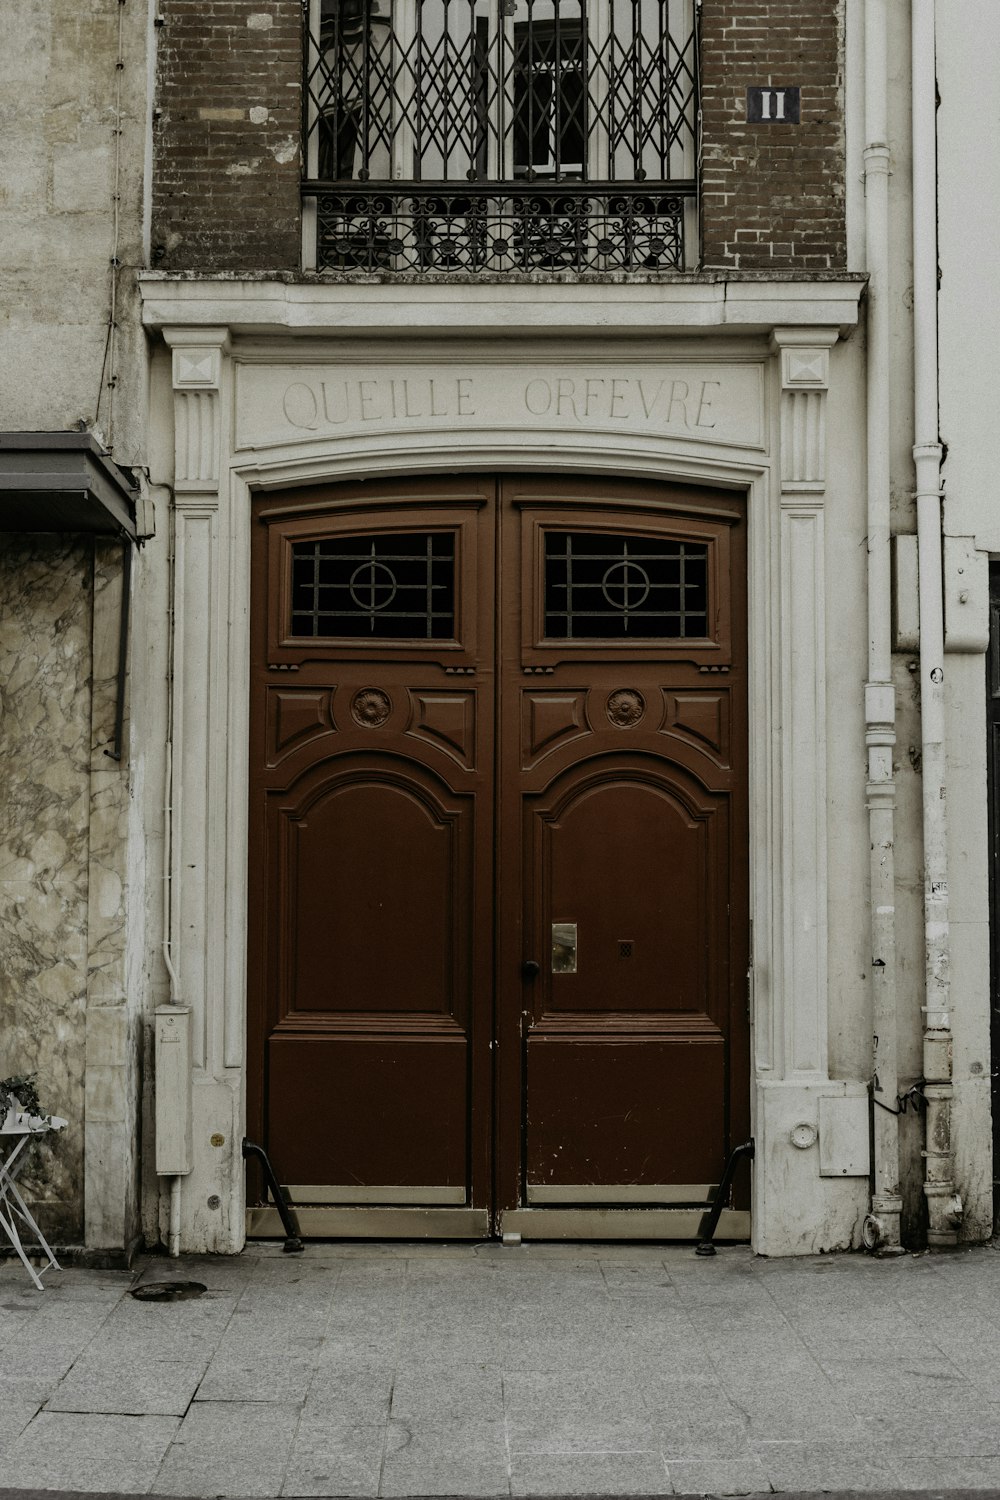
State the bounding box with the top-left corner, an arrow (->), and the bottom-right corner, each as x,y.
155,1005 -> 193,1175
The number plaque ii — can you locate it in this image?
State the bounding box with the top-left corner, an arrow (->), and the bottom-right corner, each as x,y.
746,87 -> 801,124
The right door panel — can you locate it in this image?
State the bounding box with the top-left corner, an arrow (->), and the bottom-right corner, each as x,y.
497,475 -> 749,1211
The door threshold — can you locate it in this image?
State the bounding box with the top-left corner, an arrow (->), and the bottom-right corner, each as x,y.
501,1207 -> 750,1241
247,1205 -> 489,1239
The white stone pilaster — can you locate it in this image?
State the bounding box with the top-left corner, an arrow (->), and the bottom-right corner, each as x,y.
773,329 -> 837,1080
753,330 -> 869,1256
161,327 -> 242,1252
164,328 -> 230,1075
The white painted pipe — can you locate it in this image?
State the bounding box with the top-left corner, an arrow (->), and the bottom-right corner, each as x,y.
162,740 -> 181,1001
169,1174 -> 182,1259
912,0 -> 960,1246
162,509 -> 185,1259
863,0 -> 902,1252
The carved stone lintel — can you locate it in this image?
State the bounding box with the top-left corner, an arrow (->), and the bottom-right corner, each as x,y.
164,327 -> 231,495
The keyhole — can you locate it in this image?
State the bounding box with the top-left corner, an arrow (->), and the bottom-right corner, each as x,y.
618,940 -> 634,959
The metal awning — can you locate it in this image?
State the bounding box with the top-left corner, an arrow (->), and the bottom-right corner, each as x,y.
0,432 -> 138,542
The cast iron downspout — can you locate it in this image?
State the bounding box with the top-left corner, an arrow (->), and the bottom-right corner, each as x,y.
912,0 -> 961,1246
862,0 -> 902,1253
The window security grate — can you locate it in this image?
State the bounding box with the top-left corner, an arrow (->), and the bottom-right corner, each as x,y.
291,533 -> 456,638
544,531 -> 708,639
302,0 -> 697,273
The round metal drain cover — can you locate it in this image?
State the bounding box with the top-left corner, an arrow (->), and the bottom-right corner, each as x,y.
130,1280 -> 207,1302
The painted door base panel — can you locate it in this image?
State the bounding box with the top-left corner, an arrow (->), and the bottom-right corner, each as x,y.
501,1208 -> 750,1240
246,1205 -> 751,1241
526,1184 -> 717,1204
247,1206 -> 491,1238
280,1185 -> 466,1205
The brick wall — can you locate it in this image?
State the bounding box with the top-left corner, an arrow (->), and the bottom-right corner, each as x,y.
151,0 -> 301,272
700,1 -> 845,270
151,0 -> 845,276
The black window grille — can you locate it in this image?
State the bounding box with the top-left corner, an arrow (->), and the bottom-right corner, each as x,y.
291,532 -> 456,638
303,0 -> 697,273
544,531 -> 709,639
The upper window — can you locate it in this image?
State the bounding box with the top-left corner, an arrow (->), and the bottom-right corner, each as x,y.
302,0 -> 697,273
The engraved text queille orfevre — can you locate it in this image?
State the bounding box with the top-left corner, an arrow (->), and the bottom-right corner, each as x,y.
279,373 -> 724,432
234,363 -> 764,450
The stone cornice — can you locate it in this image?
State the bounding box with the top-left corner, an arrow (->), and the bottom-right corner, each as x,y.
139,274 -> 866,341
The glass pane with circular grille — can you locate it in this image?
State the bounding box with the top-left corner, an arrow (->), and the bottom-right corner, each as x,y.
291,532 -> 456,639
544,531 -> 708,639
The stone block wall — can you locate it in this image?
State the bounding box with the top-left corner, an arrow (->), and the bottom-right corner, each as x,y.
151,0 -> 302,271
1,0 -> 148,442
699,0 -> 846,270
2,0 -> 150,1255
0,538 -> 94,1246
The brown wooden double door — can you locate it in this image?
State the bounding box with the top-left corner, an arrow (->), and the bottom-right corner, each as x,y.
248,474 -> 749,1235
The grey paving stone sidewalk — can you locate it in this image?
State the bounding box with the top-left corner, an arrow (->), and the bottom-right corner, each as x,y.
1,1241 -> 1000,1498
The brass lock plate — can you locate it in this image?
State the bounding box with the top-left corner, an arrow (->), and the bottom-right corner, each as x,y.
551,922 -> 577,974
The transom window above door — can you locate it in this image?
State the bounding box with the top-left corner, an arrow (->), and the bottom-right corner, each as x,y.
518,507 -> 731,668
302,0 -> 697,273
290,531 -> 457,639
544,531 -> 709,640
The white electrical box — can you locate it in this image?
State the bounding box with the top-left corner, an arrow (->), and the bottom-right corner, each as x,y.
944,536 -> 990,653
818,1094 -> 870,1177
155,1005 -> 193,1175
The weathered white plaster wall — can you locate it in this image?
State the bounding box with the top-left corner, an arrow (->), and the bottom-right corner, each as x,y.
935,0 -> 1000,1241
936,1 -> 1000,553
844,0 -> 996,1244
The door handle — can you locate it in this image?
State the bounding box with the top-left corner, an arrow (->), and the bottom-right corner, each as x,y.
521,959 -> 541,980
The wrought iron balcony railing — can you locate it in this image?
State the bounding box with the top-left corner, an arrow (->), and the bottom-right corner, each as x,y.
302,0 -> 698,274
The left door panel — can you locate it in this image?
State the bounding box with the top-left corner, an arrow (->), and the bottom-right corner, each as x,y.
248,478 -> 496,1210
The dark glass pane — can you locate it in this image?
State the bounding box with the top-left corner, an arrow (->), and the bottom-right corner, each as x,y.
291,532 -> 455,639
544,532 -> 709,640
513,20 -> 587,179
